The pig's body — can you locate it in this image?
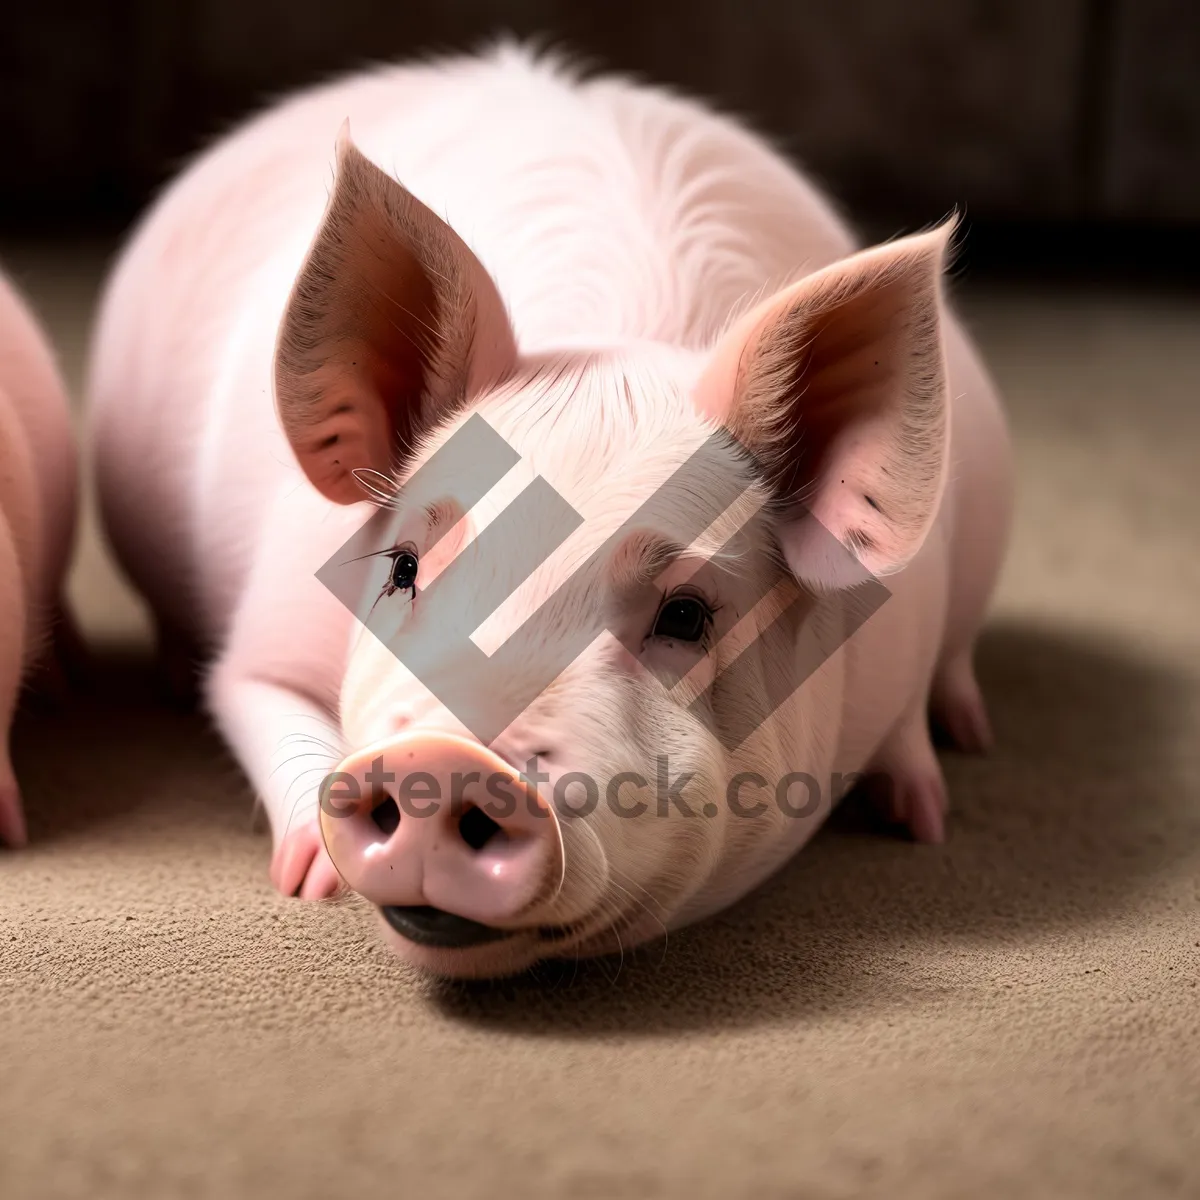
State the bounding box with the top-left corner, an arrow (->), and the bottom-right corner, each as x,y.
89,46 -> 1010,969
0,267 -> 78,845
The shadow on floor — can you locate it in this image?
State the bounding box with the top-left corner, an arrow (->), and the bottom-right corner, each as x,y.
12,646 -> 243,846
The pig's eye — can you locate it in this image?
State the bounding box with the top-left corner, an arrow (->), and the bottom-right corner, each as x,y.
388,549 -> 419,593
651,595 -> 711,643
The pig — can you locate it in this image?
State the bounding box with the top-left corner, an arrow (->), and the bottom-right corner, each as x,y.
87,44 -> 1011,977
0,266 -> 79,847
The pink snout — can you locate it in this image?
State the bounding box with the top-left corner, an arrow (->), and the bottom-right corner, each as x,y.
319,732 -> 562,937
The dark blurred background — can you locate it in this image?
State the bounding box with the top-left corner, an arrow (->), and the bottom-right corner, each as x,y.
3,0 -> 1198,280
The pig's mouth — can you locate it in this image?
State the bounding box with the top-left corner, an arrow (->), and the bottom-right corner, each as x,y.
379,904 -> 517,949
379,903 -> 586,948
378,900 -> 602,963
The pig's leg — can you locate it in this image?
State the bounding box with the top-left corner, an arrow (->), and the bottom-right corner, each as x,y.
204,485 -> 358,898
930,319 -> 1010,755
930,650 -> 993,754
867,703 -> 948,845
207,668 -> 345,899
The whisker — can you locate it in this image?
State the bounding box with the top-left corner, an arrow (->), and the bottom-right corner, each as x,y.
603,869 -> 671,967
275,732 -> 343,757
268,749 -> 339,781
281,711 -> 344,742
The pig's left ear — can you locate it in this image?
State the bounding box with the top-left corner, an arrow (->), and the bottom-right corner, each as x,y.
695,221 -> 955,587
274,127 -> 517,504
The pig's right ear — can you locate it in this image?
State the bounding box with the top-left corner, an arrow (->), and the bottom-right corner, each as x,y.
274,127 -> 517,505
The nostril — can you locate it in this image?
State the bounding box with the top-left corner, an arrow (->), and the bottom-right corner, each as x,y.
459,804 -> 503,851
370,796 -> 400,836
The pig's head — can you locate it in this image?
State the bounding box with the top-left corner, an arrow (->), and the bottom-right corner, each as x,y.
273,132 -> 952,976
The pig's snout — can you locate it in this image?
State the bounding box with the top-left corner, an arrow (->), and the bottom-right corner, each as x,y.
319,732 -> 562,938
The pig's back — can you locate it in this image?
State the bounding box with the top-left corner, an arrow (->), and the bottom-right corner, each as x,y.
88,44 -> 857,640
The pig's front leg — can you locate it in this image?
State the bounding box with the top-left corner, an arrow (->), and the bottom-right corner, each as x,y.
868,701 -> 949,845
203,485 -> 362,898
207,668 -> 346,899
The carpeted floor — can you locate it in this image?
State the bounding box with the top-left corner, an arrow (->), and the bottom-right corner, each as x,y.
1,243 -> 1198,1199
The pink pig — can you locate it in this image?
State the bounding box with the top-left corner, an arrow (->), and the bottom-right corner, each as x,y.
0,267 -> 78,847
88,45 -> 1011,976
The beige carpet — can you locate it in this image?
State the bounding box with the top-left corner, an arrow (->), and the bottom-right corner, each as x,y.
2,242 -> 1198,1199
